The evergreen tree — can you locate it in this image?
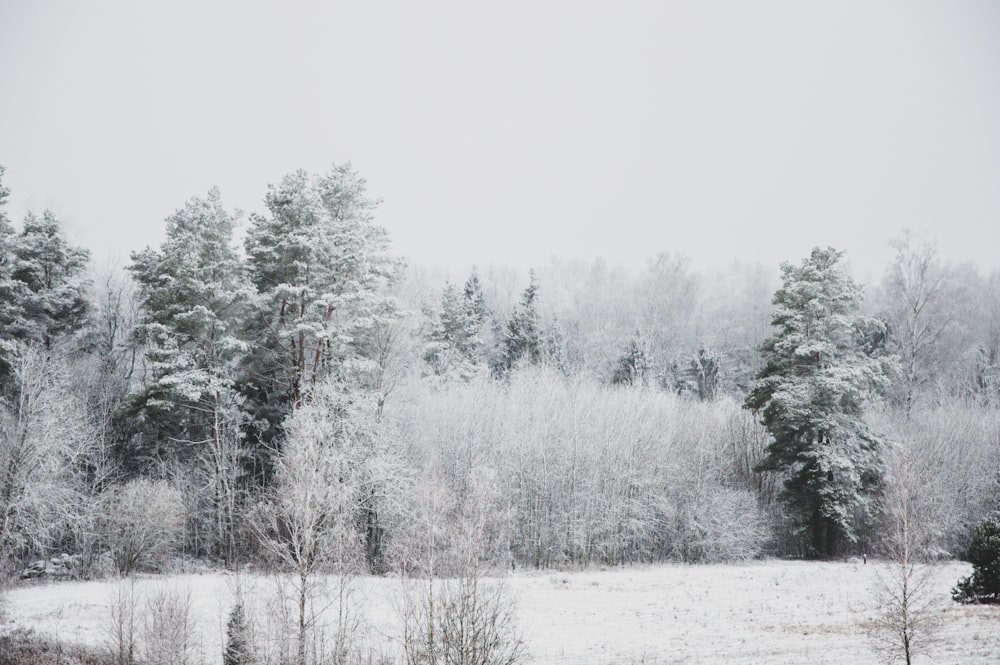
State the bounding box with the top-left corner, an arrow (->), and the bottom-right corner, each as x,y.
496,271 -> 551,375
244,163 -> 401,417
0,166 -> 26,383
223,603 -> 254,665
462,266 -> 488,330
612,331 -> 651,386
128,189 -> 250,559
745,247 -> 891,557
423,268 -> 491,380
677,347 -> 720,400
952,515 -> 1000,604
11,210 -> 91,350
129,189 -> 249,414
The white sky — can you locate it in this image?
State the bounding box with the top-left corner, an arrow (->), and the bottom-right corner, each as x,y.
1,0 -> 999,282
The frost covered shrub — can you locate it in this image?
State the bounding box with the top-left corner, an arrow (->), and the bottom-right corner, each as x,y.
663,485 -> 768,563
952,515 -> 1000,604
105,479 -> 185,574
867,402 -> 1000,556
387,368 -> 773,568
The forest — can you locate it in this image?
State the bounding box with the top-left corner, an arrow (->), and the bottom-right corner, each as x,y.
1,160 -> 999,664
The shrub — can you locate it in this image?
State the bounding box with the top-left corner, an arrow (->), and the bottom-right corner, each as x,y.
0,628 -> 113,665
105,479 -> 185,574
952,514 -> 1000,604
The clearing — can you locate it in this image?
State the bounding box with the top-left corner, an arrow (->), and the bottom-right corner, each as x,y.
3,560 -> 998,664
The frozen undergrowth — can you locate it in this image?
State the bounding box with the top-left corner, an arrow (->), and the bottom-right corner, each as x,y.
3,560 -> 999,665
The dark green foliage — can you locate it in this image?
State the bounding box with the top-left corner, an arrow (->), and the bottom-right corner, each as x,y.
611,331 -> 650,386
676,347 -> 720,400
243,162 -> 400,414
745,247 -> 891,557
224,603 -> 254,665
952,515 -> 1000,603
11,211 -> 91,347
495,271 -> 563,375
127,189 -> 249,442
0,201 -> 90,387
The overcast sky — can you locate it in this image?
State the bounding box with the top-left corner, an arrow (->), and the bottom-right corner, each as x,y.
1,0 -> 999,282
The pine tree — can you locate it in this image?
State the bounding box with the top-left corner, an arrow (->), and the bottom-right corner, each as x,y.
223,603 -> 254,665
677,347 -> 720,400
496,272 -> 544,375
462,266 -> 488,330
745,247 -> 891,557
10,210 -> 91,350
423,268 -> 491,380
244,163 -> 401,415
129,189 -> 249,412
0,166 -> 27,383
128,189 -> 250,560
611,331 -> 651,386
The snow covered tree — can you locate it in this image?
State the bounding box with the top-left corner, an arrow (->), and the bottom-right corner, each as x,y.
0,166 -> 25,385
0,347 -> 97,572
495,272 -> 562,375
745,247 -> 891,557
254,380 -> 404,664
0,209 -> 90,368
12,211 -> 90,347
611,331 -> 650,386
880,231 -> 956,415
423,268 -> 491,380
676,347 -> 720,400
129,189 -> 251,560
224,602 -> 254,665
244,163 -> 401,418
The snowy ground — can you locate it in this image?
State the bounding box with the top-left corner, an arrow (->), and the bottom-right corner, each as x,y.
3,560 -> 998,664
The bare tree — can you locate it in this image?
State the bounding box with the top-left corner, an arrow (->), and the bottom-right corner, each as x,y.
399,466 -> 523,665
881,231 -> 956,415
0,346 -> 96,575
869,441 -> 943,664
105,577 -> 139,665
142,584 -> 195,665
253,382 -> 370,665
104,478 -> 185,574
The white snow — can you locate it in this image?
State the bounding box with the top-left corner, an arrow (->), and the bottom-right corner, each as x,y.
3,560 -> 998,664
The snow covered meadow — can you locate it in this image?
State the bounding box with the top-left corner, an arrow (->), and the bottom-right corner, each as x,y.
4,560 -> 999,664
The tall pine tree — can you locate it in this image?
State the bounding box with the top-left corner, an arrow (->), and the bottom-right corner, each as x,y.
244,163 -> 401,419
745,247 -> 891,557
129,189 -> 250,560
12,210 -> 91,349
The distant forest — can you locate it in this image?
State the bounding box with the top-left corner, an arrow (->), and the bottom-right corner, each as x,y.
1,160 -> 998,579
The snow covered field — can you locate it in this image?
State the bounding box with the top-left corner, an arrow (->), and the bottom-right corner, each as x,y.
3,560 -> 998,664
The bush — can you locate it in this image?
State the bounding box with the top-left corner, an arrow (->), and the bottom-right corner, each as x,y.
104,479 -> 185,574
0,628 -> 113,665
952,514 -> 1000,604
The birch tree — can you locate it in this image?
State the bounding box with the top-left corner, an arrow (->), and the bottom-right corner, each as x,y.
881,231 -> 955,414
0,347 -> 96,573
255,381 -> 384,665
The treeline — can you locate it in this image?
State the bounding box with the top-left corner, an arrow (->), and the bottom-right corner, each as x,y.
1,161 -> 999,579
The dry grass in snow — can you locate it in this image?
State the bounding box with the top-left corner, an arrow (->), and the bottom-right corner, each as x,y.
3,560 -> 998,664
